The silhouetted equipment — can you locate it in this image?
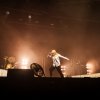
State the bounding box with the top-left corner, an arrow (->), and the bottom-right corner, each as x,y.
7,69 -> 34,78
0,69 -> 7,77
30,63 -> 45,77
8,56 -> 16,63
3,56 -> 16,69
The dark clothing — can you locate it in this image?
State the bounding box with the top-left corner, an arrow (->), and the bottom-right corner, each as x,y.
49,66 -> 64,78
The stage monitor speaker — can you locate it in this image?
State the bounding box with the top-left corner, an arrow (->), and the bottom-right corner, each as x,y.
0,69 -> 8,77
7,69 -> 34,78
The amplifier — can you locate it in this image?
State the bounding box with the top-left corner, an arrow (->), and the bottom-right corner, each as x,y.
0,69 -> 8,77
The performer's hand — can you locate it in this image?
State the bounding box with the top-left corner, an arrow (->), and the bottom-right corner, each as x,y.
47,53 -> 51,58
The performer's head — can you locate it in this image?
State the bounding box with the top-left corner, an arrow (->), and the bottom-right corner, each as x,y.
51,49 -> 57,56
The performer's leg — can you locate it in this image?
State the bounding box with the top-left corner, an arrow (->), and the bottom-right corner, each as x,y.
49,66 -> 55,77
56,66 -> 64,78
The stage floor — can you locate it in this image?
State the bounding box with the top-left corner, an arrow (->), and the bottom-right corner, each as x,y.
1,69 -> 100,78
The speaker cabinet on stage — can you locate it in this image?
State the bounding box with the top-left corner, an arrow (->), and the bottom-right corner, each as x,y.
7,69 -> 34,78
0,69 -> 7,77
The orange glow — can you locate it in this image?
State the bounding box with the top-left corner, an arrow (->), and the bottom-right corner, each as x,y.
61,66 -> 66,71
21,58 -> 29,65
86,59 -> 99,74
18,57 -> 30,69
61,65 -> 67,77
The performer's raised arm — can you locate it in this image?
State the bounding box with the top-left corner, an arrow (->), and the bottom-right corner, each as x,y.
59,54 -> 70,60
